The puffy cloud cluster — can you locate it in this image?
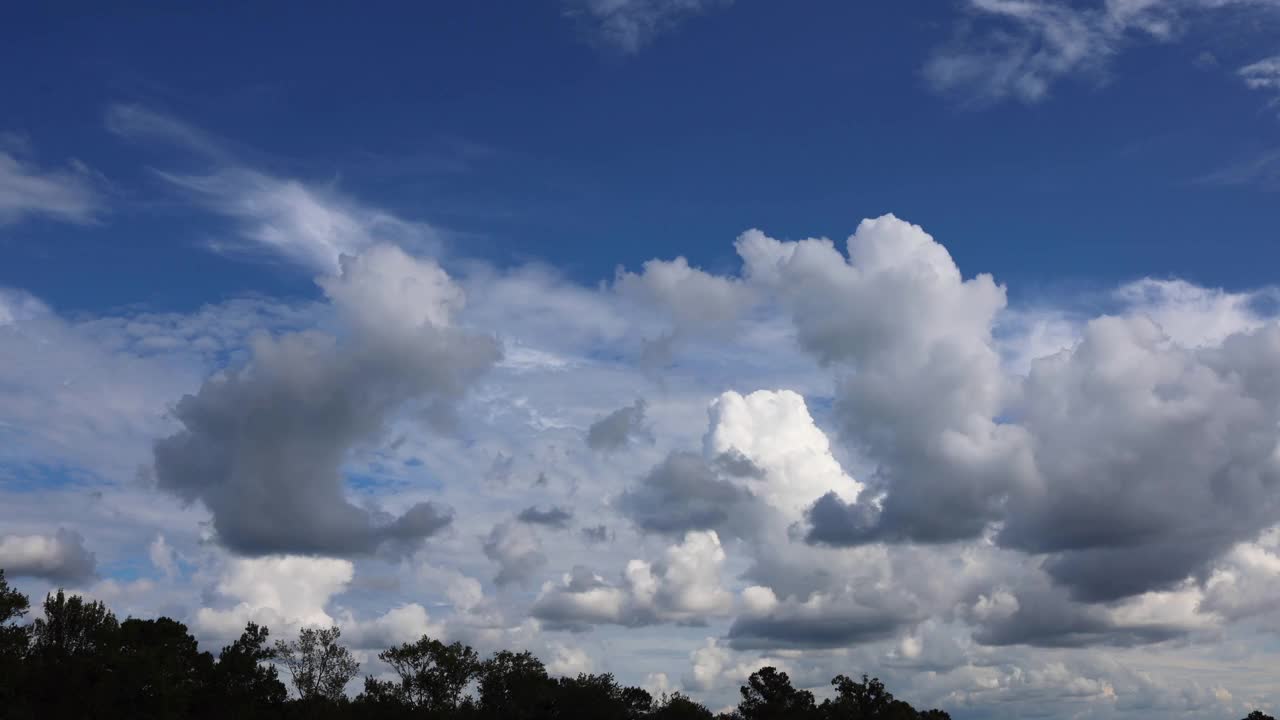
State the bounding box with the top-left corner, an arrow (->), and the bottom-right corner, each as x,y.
532,530 -> 732,629
193,554 -> 441,650
1000,316 -> 1280,601
740,216 -> 1028,545
737,215 -> 1280,612
13,180 -> 1280,718
154,243 -> 497,556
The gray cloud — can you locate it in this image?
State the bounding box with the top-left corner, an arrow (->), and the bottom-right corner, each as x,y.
967,586 -> 1186,648
727,608 -> 908,651
586,399 -> 652,452
153,244 -> 498,556
483,520 -> 546,587
760,218 -> 1280,604
997,317 -> 1280,601
618,451 -> 746,535
517,505 -> 574,529
0,529 -> 96,583
580,524 -> 613,544
740,218 -> 1023,547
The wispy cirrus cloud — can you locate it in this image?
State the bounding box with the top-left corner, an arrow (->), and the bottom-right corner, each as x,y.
926,0 -> 1280,105
0,144 -> 103,226
562,0 -> 732,53
105,104 -> 441,274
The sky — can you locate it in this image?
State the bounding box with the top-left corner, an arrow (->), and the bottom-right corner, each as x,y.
2,1 -> 1280,717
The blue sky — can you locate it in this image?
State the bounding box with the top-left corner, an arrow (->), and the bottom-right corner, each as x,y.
4,1 -> 1279,313
4,2 -> 1280,718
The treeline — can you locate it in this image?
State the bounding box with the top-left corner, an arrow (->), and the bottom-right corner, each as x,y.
0,570 -> 950,719
2,571 -> 1274,720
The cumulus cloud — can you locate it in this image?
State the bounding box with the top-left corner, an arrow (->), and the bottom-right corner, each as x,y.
744,215 -> 1026,545
1000,316 -> 1280,601
727,589 -> 913,650
532,530 -> 732,629
704,389 -> 860,523
0,529 -> 96,582
153,243 -> 496,556
194,554 -> 439,649
779,218 -> 1280,605
926,0 -> 1280,104
586,399 -> 653,452
0,148 -> 102,225
562,0 -> 732,53
615,256 -> 752,333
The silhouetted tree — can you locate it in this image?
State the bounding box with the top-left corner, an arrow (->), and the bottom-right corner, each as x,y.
30,588 -> 118,658
554,672 -> 652,719
653,692 -> 715,720
0,571 -> 30,712
273,625 -> 359,702
478,649 -> 556,720
736,666 -> 817,720
110,617 -> 213,719
375,635 -> 481,712
25,588 -> 121,717
208,621 -> 287,717
1244,711 -> 1277,720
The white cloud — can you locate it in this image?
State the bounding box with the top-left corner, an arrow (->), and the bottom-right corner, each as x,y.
106,104 -> 440,274
149,535 -> 178,580
0,149 -> 101,225
532,530 -> 732,628
704,389 -> 860,522
1240,54 -> 1280,91
927,0 -> 1280,104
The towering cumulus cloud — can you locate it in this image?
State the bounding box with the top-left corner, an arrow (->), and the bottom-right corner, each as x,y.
741,215 -> 1029,545
772,215 -> 1280,603
153,244 -> 500,556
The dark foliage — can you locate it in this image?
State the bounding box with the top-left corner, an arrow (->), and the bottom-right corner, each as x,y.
2,568 -> 1265,720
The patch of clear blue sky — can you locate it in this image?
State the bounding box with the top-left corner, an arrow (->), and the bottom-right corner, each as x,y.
1,1 -> 1277,314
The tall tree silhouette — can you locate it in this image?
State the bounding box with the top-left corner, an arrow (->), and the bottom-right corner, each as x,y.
273,626 -> 359,702
110,617 -> 213,719
208,622 -> 287,717
0,571 -> 30,712
478,649 -> 556,719
736,666 -> 818,720
369,635 -> 481,712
